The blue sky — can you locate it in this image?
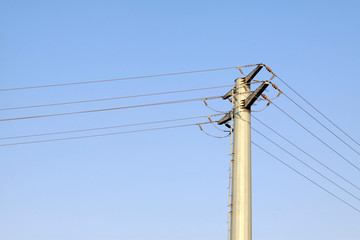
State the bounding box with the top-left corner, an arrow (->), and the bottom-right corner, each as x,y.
1,0 -> 360,239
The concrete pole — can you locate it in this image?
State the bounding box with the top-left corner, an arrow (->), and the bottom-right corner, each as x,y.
231,77 -> 252,240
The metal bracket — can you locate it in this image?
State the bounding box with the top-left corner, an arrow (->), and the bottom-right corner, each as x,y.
244,81 -> 269,109
244,65 -> 263,83
218,110 -> 233,125
218,65 -> 265,125
222,87 -> 235,100
221,65 -> 263,100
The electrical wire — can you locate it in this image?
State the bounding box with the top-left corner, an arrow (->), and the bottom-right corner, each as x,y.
252,115 -> 360,191
282,91 -> 360,157
252,127 -> 360,202
0,65 -> 261,92
197,123 -> 230,138
232,91 -> 360,188
273,74 -> 360,148
202,99 -> 227,114
0,96 -> 222,122
0,85 -> 233,111
272,102 -> 360,172
0,122 -> 211,147
0,114 -> 223,140
252,141 -> 360,213
231,89 -> 360,190
206,116 -> 229,132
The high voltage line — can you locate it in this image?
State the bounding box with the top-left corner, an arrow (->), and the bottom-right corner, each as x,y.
4,110 -> 359,214
281,91 -> 360,156
274,74 -> 360,148
252,127 -> 360,202
0,96 -> 222,122
0,65 -> 260,92
0,122 -> 212,147
3,123 -> 358,215
272,102 -> 360,172
252,115 -> 360,191
0,85 -> 233,111
2,110 -> 359,214
252,141 -> 360,213
0,114 -> 223,140
2,61 -> 357,159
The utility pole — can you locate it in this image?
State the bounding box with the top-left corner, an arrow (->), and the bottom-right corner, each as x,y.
218,65 -> 268,240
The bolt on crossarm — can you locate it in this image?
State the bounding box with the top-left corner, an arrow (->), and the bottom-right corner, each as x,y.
218,65 -> 268,240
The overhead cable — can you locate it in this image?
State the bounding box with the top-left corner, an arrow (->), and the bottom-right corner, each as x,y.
0,114 -> 223,140
0,85 -> 233,111
273,74 -> 360,148
252,127 -> 360,202
272,102 -> 360,172
0,96 -> 222,122
252,115 -> 360,191
0,64 -> 260,92
282,91 -> 360,157
197,123 -> 230,138
252,141 -> 360,213
0,122 -> 211,147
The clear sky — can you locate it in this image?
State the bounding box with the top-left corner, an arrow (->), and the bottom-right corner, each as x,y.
1,0 -> 360,240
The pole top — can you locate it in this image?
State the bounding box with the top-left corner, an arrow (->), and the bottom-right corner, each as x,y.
244,65 -> 263,83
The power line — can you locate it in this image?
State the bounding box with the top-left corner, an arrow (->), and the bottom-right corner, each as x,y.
252,115 -> 360,191
0,85 -> 233,111
252,127 -> 360,202
0,114 -> 222,140
0,122 -> 212,147
231,87 -> 360,188
272,102 -> 360,172
252,141 -> 360,214
282,91 -> 360,157
274,74 -> 360,148
0,96 -> 222,122
0,65 -> 259,92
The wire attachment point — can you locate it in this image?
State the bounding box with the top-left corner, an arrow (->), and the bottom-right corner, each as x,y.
197,123 -> 230,138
